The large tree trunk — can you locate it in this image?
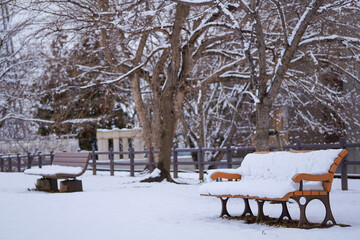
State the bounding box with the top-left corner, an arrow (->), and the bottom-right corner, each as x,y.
141,91 -> 182,182
255,103 -> 271,152
158,90 -> 177,181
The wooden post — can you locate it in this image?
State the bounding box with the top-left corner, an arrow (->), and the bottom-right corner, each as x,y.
173,145 -> 178,178
0,157 -> 3,172
27,153 -> 32,169
38,152 -> 42,168
226,142 -> 232,169
50,151 -> 54,165
92,145 -> 97,175
7,155 -> 12,172
129,147 -> 135,177
296,139 -> 302,150
17,154 -> 21,172
340,138 -> 348,190
198,145 -> 204,181
109,148 -> 114,176
149,146 -> 155,172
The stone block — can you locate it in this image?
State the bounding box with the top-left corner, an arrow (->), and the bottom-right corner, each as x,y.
36,178 -> 58,192
60,179 -> 83,192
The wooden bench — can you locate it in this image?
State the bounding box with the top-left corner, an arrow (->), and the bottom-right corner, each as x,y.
200,149 -> 348,228
24,152 -> 90,192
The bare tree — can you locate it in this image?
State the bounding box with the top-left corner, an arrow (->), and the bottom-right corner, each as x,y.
216,0 -> 360,151
7,0 -> 359,179
0,0 -> 40,142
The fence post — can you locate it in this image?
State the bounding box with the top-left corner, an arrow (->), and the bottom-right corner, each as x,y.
296,139 -> 302,150
129,147 -> 135,177
173,145 -> 178,178
149,146 -> 155,172
27,152 -> 32,169
109,148 -> 114,176
92,145 -> 97,175
50,151 -> 54,165
340,138 -> 348,190
226,142 -> 232,169
17,154 -> 21,172
0,157 -> 3,172
7,155 -> 12,172
198,145 -> 204,181
38,152 -> 42,168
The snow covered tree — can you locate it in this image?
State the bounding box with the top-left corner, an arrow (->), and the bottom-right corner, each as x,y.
7,0 -> 359,179
213,0 -> 360,151
14,0 -> 133,150
115,0 -> 260,181
36,32 -> 130,150
180,82 -> 254,165
0,0 -> 40,143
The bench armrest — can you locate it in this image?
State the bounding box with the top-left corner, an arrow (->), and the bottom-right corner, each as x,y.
291,173 -> 333,183
210,172 -> 242,180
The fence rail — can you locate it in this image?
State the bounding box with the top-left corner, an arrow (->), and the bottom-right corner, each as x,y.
1,138 -> 360,190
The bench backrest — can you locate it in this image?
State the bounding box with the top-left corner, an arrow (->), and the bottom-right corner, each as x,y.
52,152 -> 90,170
238,149 -> 346,181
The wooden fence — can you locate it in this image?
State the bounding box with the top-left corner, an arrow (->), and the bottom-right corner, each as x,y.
1,138 -> 360,190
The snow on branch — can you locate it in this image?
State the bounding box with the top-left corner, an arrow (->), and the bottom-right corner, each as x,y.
200,56 -> 247,85
319,58 -> 360,84
80,45 -> 170,88
216,1 -> 239,29
0,113 -> 101,125
61,118 -> 101,124
179,0 -> 213,4
243,91 -> 260,104
318,0 -> 355,13
299,35 -> 360,47
0,113 -> 55,124
288,0 -> 318,46
270,0 -> 289,45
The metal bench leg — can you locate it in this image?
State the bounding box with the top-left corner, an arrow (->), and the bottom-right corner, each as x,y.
255,199 -> 266,222
319,194 -> 336,226
292,196 -> 311,228
219,197 -> 231,217
293,194 -> 336,228
277,201 -> 292,222
241,198 -> 253,217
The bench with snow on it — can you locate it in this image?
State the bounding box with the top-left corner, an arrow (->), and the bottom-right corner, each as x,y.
24,152 -> 90,192
199,149 -> 348,228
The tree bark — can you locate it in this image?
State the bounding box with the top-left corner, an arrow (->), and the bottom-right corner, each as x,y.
255,103 -> 271,151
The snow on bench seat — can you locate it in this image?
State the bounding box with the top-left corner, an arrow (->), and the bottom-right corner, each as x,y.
200,149 -> 343,199
24,165 -> 84,177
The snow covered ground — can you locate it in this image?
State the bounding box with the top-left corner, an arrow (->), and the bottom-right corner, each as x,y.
1,171 -> 359,240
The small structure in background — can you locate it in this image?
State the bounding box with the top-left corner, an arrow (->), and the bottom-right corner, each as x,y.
96,128 -> 145,160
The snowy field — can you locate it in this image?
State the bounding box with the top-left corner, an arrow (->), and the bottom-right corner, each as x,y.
1,171 -> 359,240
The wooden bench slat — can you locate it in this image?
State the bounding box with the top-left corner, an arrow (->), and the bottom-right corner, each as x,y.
53,158 -> 88,164
53,162 -> 87,167
329,163 -> 338,173
291,173 -> 333,182
210,172 -> 242,180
